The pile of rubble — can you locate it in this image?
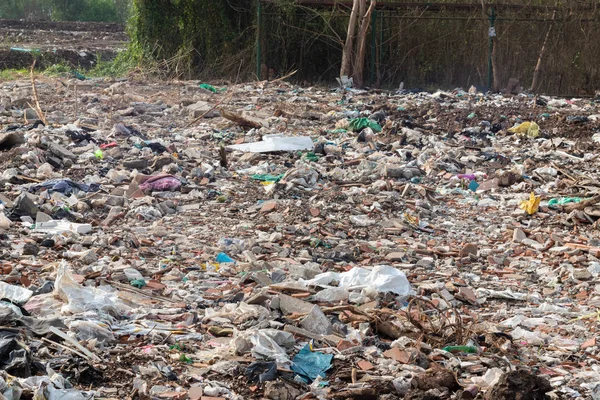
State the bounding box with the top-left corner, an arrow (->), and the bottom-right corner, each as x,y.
0,76 -> 599,399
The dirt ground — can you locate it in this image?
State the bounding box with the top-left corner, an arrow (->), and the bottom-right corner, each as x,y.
0,19 -> 127,69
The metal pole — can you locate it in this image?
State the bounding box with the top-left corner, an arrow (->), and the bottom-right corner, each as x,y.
256,0 -> 262,80
370,9 -> 377,85
487,6 -> 496,91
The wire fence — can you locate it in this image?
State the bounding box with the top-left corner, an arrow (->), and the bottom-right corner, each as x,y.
257,1 -> 600,94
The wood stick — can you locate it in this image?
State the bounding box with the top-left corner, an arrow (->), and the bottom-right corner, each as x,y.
29,60 -> 48,125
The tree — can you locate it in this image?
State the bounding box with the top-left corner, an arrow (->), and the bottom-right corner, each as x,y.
340,0 -> 376,87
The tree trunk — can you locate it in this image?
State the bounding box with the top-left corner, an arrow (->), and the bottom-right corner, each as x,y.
353,0 -> 376,88
340,0 -> 360,78
530,13 -> 555,93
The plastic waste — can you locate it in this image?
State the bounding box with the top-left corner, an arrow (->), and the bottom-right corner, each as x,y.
520,192 -> 541,215
228,135 -> 314,153
251,173 -> 285,183
245,361 -> 277,383
508,121 -> 539,138
139,175 -> 182,191
29,179 -> 100,195
199,83 -> 225,93
442,345 -> 478,354
0,212 -> 11,230
247,329 -> 294,364
306,266 -> 412,297
291,344 -> 333,384
548,197 -> 582,207
54,262 -> 130,316
534,167 -> 557,177
216,252 -> 236,264
0,282 -> 32,305
123,268 -> 144,281
348,118 -> 382,133
314,287 -> 349,303
34,220 -> 92,235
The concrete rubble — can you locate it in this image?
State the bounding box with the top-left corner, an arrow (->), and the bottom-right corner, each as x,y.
0,77 -> 599,399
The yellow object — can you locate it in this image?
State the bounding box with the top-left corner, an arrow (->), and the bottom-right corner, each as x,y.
508,121 -> 539,138
520,192 -> 541,215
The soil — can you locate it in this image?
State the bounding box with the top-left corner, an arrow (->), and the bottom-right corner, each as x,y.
0,18 -> 128,69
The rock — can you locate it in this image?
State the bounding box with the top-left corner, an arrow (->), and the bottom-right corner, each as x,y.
521,238 -> 544,251
48,143 -> 77,160
414,366 -> 460,391
456,287 -> 478,304
386,252 -> 405,262
512,228 -> 526,243
278,294 -> 313,315
264,381 -> 301,400
79,249 -> 98,265
188,387 -> 203,400
187,101 -> 218,118
260,201 -> 278,213
24,108 -> 38,120
573,268 -> 592,281
123,159 -> 148,170
460,243 -> 478,257
0,132 -> 25,151
12,192 -> 39,217
485,370 -> 551,400
22,243 -> 39,256
300,305 -> 333,335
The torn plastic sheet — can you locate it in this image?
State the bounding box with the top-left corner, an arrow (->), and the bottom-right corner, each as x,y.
304,265 -> 412,296
228,135 -> 313,153
54,262 -> 131,316
291,344 -> 333,384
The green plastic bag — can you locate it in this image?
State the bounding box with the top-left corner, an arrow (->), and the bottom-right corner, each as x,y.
548,197 -> 583,207
303,152 -> 319,162
348,117 -> 382,133
199,83 -> 226,93
251,174 -> 284,183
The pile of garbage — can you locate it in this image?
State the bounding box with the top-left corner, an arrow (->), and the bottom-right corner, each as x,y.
0,76 -> 599,399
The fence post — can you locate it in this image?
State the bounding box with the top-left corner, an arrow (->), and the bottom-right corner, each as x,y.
487,6 -> 496,91
256,0 -> 262,80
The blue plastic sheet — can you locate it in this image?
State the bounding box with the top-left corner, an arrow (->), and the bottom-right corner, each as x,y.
291,344 -> 333,384
216,252 -> 236,263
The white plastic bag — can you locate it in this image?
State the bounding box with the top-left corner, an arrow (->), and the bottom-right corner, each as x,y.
54,262 -> 130,316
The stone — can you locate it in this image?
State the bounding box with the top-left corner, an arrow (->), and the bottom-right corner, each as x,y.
79,249 -> 98,265
264,381 -> 301,400
357,360 -> 374,371
278,293 -> 313,315
300,305 -> 333,335
260,201 -> 278,213
22,243 -> 39,256
188,387 -> 203,400
48,142 -> 77,160
460,243 -> 478,257
521,238 -> 544,251
12,192 -> 39,217
123,159 -> 148,169
0,132 -> 25,151
512,228 -> 526,243
386,252 -> 404,261
24,108 -> 38,120
188,101 -> 218,118
573,269 -> 592,281
581,337 -> 596,349
456,287 -> 478,304
383,347 -> 411,363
